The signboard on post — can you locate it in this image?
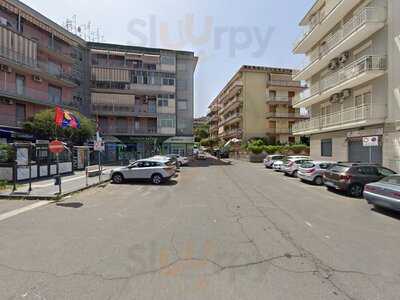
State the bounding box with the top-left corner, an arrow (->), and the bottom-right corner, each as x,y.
49,140 -> 64,154
363,136 -> 379,147
94,141 -> 105,152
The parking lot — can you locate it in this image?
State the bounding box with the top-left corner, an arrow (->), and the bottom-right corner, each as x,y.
0,157 -> 400,300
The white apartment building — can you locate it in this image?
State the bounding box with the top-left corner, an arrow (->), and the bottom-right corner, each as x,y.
292,0 -> 400,171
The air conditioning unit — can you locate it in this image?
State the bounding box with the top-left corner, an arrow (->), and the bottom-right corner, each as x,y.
328,58 -> 339,70
342,89 -> 352,99
339,52 -> 350,64
330,93 -> 341,103
32,75 -> 42,82
0,64 -> 12,73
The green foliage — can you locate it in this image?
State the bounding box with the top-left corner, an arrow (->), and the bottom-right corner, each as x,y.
200,138 -> 218,148
0,144 -> 15,163
194,124 -> 210,143
23,109 -> 95,145
290,144 -> 309,154
247,139 -> 266,155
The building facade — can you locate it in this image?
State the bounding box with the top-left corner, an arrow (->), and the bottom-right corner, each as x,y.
88,43 -> 197,161
292,0 -> 400,171
208,66 -> 307,144
0,0 -> 87,142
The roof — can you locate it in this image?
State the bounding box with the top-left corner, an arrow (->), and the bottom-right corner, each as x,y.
298,0 -> 325,26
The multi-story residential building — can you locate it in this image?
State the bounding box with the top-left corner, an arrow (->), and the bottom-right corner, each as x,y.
292,0 -> 400,170
88,42 -> 197,161
0,0 -> 87,141
208,65 -> 307,144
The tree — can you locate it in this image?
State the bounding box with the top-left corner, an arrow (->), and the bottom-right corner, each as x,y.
194,124 -> 210,143
23,108 -> 96,145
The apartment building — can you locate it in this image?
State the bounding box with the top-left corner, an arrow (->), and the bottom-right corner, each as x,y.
89,42 -> 197,160
292,0 -> 400,170
208,66 -> 307,144
0,0 -> 88,141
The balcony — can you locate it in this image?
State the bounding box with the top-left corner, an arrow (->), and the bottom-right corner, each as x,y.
294,7 -> 386,81
221,80 -> 243,102
219,96 -> 242,115
266,79 -> 305,89
222,129 -> 243,139
38,61 -> 77,87
266,127 -> 292,135
101,127 -> 158,136
92,104 -> 157,117
0,81 -> 78,109
266,96 -> 293,105
220,112 -> 242,126
92,82 -> 175,95
294,0 -> 364,54
38,44 -> 74,64
266,111 -> 308,119
293,55 -> 386,108
292,104 -> 385,135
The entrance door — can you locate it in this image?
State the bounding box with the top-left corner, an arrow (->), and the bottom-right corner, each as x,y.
348,139 -> 382,164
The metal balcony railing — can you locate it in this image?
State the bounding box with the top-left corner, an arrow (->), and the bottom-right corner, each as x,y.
294,7 -> 386,76
266,112 -> 307,119
293,105 -> 375,133
92,104 -> 157,116
220,113 -> 241,126
266,96 -> 293,104
0,81 -> 78,108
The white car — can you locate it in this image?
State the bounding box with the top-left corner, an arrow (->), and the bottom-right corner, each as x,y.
197,151 -> 207,160
272,160 -> 285,171
282,156 -> 311,177
264,155 -> 285,169
111,157 -> 176,185
166,154 -> 189,166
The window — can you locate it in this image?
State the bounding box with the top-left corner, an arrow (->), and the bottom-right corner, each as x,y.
321,139 -> 332,157
49,85 -> 62,104
16,103 -> 26,126
16,75 -> 25,95
177,100 -> 188,111
161,56 -> 175,65
158,99 -> 169,107
377,167 -> 395,177
159,117 -> 175,128
162,78 -> 175,86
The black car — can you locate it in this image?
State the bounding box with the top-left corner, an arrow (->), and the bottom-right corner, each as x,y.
323,163 -> 396,197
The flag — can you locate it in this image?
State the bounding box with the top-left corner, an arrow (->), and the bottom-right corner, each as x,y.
55,106 -> 81,129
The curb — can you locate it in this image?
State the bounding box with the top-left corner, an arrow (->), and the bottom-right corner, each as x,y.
0,179 -> 110,201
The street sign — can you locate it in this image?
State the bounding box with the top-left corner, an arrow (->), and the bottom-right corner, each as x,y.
363,136 -> 379,147
49,140 -> 64,154
94,141 -> 105,152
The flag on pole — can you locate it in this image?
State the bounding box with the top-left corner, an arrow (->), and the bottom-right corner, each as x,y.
54,106 -> 80,129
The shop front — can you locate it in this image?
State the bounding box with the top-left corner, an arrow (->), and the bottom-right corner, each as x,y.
162,136 -> 195,156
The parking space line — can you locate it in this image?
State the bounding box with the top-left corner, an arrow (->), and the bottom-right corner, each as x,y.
0,201 -> 51,222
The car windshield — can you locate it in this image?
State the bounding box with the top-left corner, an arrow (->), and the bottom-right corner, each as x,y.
301,162 -> 315,168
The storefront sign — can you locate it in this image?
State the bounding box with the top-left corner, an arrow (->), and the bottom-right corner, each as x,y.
94,141 -> 105,152
163,136 -> 195,144
363,136 -> 379,147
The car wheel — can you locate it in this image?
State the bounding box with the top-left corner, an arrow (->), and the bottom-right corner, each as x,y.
348,184 -> 363,198
314,176 -> 323,186
292,171 -> 298,178
112,173 -> 124,184
151,174 -> 163,185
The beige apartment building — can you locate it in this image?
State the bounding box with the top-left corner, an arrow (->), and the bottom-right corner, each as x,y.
208,66 -> 307,144
292,0 -> 400,170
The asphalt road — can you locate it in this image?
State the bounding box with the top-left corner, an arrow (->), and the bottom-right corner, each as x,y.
0,158 -> 400,300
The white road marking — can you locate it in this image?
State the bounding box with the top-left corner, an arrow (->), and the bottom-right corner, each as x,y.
0,201 -> 51,222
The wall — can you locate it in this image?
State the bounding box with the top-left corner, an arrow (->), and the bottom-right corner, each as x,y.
242,71 -> 268,140
310,131 -> 348,162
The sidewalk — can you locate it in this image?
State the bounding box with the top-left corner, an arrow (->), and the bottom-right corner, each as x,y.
0,165 -> 120,200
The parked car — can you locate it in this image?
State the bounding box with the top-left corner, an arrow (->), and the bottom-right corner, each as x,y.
282,157 -> 311,177
166,154 -> 189,167
364,175 -> 400,212
298,161 -> 336,185
111,157 -> 176,185
264,155 -> 285,169
272,160 -> 285,171
197,151 -> 207,160
323,163 -> 396,197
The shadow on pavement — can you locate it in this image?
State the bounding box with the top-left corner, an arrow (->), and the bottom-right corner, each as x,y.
56,202 -> 84,209
371,206 -> 400,221
112,179 -> 178,186
186,158 -> 232,168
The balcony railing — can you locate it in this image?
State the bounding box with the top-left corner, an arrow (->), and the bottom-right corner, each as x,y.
266,96 -> 293,104
38,61 -> 75,82
92,104 -> 157,117
0,46 -> 37,68
0,81 -> 78,108
294,7 -> 386,77
293,105 -> 379,134
267,80 -> 305,88
220,112 -> 241,126
101,127 -> 158,135
295,55 -> 386,106
266,111 -> 308,119
266,127 -> 292,135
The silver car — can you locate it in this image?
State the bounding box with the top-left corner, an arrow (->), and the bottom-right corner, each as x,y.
282,157 -> 311,177
298,161 -> 335,185
364,175 -> 400,212
264,155 -> 285,169
111,158 -> 176,185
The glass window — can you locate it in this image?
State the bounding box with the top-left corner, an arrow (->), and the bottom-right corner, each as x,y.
321,139 -> 332,157
16,75 -> 25,95
177,100 -> 188,111
380,176 -> 400,185
377,167 -> 396,177
49,85 -> 62,104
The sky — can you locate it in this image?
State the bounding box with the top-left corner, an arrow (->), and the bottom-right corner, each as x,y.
22,0 -> 313,117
